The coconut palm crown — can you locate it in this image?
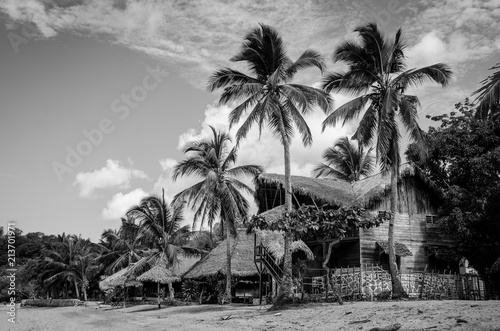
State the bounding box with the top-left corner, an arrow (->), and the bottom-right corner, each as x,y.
312,136 -> 374,181
172,126 -> 262,234
208,23 -> 332,146
322,23 -> 452,170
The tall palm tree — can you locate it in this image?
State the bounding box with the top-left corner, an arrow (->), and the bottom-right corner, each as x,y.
207,24 -> 331,304
172,127 -> 262,303
472,63 -> 500,119
321,23 -> 452,298
312,136 -> 374,181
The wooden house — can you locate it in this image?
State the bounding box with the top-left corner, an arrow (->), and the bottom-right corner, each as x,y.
254,164 -> 459,275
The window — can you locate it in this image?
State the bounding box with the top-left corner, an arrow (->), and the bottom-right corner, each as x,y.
426,215 -> 438,225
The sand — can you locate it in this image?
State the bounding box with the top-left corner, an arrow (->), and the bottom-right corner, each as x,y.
2,300 -> 500,331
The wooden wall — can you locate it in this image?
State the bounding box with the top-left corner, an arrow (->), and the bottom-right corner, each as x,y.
360,212 -> 456,272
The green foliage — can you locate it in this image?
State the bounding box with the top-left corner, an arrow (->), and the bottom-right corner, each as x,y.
406,99 -> 500,272
247,204 -> 384,241
181,280 -> 200,302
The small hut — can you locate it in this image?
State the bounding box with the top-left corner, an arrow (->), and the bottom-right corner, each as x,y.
182,229 -> 262,302
99,265 -> 142,306
183,229 -> 258,279
137,262 -> 181,308
137,256 -> 199,301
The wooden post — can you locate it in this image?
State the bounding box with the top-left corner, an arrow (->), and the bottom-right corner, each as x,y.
477,275 -> 481,300
420,265 -> 427,299
359,264 -> 363,300
325,268 -> 330,300
157,282 -> 161,309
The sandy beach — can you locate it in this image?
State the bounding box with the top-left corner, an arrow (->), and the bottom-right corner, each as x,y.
2,300 -> 500,331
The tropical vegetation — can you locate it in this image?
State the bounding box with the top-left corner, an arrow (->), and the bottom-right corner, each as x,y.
4,21 -> 500,310
406,99 -> 500,274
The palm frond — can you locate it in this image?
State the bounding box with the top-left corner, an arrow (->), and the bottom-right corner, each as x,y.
472,63 -> 500,119
322,95 -> 371,130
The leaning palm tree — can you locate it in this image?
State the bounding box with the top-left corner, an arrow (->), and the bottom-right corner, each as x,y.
172,127 -> 262,303
472,63 -> 500,119
208,24 -> 332,304
321,23 -> 452,298
312,136 -> 374,181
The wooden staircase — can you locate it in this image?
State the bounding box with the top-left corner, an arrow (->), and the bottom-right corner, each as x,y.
254,240 -> 283,284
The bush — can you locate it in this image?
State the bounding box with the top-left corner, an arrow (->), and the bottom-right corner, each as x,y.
181,280 -> 200,302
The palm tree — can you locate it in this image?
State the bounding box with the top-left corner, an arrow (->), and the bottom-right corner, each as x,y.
97,218 -> 144,274
321,23 -> 452,298
207,24 -> 331,304
312,136 -> 374,181
472,63 -> 500,119
126,194 -> 207,306
172,127 -> 262,303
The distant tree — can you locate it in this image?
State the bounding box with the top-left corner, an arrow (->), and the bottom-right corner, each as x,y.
312,136 -> 374,181
42,234 -> 99,299
406,99 -> 500,273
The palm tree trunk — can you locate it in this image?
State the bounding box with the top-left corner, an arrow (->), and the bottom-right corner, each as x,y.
389,160 -> 407,298
225,216 -> 232,303
157,282 -> 161,309
274,110 -> 294,308
82,287 -> 87,301
168,282 -> 174,300
74,280 -> 80,299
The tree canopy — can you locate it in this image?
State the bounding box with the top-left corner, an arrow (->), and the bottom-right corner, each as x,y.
406,99 -> 500,273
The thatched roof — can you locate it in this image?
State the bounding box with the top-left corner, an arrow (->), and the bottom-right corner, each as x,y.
136,256 -> 199,283
99,265 -> 142,291
255,164 -> 440,211
377,241 -> 413,257
182,229 -> 258,279
256,173 -> 355,207
136,262 -> 181,284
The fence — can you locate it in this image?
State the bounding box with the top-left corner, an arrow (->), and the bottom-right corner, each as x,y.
297,264 -> 495,301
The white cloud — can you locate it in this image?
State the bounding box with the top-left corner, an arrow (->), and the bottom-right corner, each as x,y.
101,188 -> 148,220
176,98 -> 352,178
74,159 -> 148,198
159,158 -> 177,171
407,30 -> 493,72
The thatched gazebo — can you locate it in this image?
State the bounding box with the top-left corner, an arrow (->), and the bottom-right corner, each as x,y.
99,265 -> 142,307
137,262 -> 181,309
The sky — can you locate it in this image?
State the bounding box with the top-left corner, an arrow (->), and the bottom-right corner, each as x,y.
0,0 -> 499,242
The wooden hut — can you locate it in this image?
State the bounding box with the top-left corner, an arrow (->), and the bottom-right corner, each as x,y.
254,164 -> 458,274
